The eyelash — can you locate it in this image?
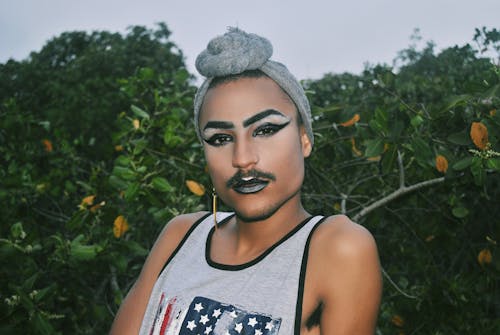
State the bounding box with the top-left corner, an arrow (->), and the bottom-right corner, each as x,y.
204,121 -> 290,147
252,122 -> 289,137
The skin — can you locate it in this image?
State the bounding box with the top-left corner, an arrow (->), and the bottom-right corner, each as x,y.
110,76 -> 382,334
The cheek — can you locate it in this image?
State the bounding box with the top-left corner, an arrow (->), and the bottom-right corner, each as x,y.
204,147 -> 231,184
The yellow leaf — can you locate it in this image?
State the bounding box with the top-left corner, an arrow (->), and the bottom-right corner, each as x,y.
350,138 -> 363,157
333,202 -> 341,211
81,195 -> 95,206
435,155 -> 448,173
425,235 -> 435,242
477,248 -> 492,266
90,201 -> 105,213
470,122 -> 488,150
490,109 -> 497,117
367,156 -> 381,162
132,119 -> 140,130
42,139 -> 53,152
186,180 -> 206,196
115,145 -> 124,152
391,314 -> 405,327
113,215 -> 129,238
339,113 -> 360,127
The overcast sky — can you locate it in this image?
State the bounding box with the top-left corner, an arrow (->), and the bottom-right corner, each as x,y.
0,0 -> 498,81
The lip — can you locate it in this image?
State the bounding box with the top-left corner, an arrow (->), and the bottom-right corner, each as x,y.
232,179 -> 269,194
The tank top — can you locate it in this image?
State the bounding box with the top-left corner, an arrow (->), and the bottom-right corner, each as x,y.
139,212 -> 325,335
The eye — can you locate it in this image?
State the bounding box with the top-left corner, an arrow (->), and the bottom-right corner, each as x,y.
204,133 -> 233,147
253,122 -> 290,137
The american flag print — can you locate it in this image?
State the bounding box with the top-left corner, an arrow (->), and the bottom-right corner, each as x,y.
149,295 -> 282,335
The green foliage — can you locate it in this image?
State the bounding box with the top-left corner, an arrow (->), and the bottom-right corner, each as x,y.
303,27 -> 500,334
1,24 -> 499,334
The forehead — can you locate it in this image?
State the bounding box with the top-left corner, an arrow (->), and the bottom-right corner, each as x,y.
199,76 -> 297,124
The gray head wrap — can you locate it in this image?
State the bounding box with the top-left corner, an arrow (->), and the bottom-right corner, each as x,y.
193,27 -> 314,146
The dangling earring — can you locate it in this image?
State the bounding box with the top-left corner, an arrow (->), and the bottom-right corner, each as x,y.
212,187 -> 218,230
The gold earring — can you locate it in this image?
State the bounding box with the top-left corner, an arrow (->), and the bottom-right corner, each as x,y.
212,187 -> 218,230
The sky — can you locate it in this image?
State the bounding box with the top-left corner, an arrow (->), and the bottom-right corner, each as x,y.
0,0 -> 498,81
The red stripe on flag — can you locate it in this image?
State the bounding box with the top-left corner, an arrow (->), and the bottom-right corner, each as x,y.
150,293 -> 165,335
159,297 -> 176,335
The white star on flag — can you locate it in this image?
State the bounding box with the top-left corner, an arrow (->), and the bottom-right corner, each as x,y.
235,322 -> 243,333
186,320 -> 196,331
248,317 -> 258,327
194,303 -> 204,312
200,314 -> 209,325
213,308 -> 222,318
265,322 -> 274,331
204,325 -> 213,334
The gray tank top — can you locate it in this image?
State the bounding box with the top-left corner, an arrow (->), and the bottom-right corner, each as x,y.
139,212 -> 325,335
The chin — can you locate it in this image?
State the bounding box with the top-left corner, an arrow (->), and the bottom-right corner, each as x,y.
234,206 -> 280,223
230,188 -> 301,223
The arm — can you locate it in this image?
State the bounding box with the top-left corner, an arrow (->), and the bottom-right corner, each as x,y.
109,212 -> 208,335
310,215 -> 382,335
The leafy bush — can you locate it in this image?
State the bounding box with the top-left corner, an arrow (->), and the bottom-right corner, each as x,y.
0,25 -> 498,334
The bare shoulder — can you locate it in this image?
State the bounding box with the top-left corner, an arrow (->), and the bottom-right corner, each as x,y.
147,211 -> 210,272
109,211 -> 209,334
310,214 -> 378,260
306,215 -> 382,334
153,211 -> 210,249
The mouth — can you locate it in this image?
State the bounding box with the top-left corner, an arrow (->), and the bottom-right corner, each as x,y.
232,177 -> 269,194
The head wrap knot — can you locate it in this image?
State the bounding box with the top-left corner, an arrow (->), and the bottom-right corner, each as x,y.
194,27 -> 314,146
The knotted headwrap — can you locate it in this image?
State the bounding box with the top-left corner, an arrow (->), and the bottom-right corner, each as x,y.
193,27 -> 314,146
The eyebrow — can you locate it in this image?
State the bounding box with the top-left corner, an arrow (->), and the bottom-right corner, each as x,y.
202,109 -> 287,132
242,109 -> 287,128
203,120 -> 234,131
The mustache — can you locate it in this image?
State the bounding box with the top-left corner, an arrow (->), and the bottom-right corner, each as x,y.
226,170 -> 276,188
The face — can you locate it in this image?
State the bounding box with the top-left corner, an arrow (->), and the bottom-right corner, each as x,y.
199,76 -> 312,222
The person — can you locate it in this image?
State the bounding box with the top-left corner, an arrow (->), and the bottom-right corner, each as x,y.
110,28 -> 381,335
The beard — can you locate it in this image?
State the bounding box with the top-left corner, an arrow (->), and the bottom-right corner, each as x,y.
232,187 -> 301,223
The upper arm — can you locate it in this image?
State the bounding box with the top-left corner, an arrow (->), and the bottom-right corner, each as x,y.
311,216 -> 382,335
109,211 -> 209,335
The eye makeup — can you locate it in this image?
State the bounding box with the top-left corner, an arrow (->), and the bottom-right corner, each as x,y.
201,108 -> 292,146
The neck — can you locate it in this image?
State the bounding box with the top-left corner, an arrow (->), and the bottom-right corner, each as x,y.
230,192 -> 310,253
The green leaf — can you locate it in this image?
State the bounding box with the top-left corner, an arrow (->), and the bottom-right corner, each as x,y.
452,157 -> 473,170
410,115 -> 424,128
365,138 -> 385,157
32,312 -> 55,335
411,137 -> 432,163
112,166 -> 136,181
470,157 -> 485,185
151,177 -> 172,193
452,207 -> 469,218
114,155 -> 131,167
109,175 -> 128,190
132,138 -> 148,155
124,182 -> 140,201
131,104 -> 150,119
10,222 -> 26,240
70,236 -> 102,261
486,158 -> 500,170
445,94 -> 470,110
381,145 -> 397,174
447,131 -> 470,146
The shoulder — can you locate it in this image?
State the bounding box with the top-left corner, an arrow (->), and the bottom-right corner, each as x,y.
150,211 -> 211,262
310,214 -> 378,261
307,214 -> 381,297
156,211 -> 211,244
109,211 -> 210,334
306,215 -> 382,333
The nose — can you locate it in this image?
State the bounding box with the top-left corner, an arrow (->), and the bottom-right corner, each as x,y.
232,138 -> 258,169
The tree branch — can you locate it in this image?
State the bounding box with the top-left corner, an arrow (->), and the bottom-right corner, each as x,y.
353,176 -> 445,221
398,150 -> 405,188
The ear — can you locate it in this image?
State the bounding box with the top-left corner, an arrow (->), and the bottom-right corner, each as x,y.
300,126 -> 312,158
